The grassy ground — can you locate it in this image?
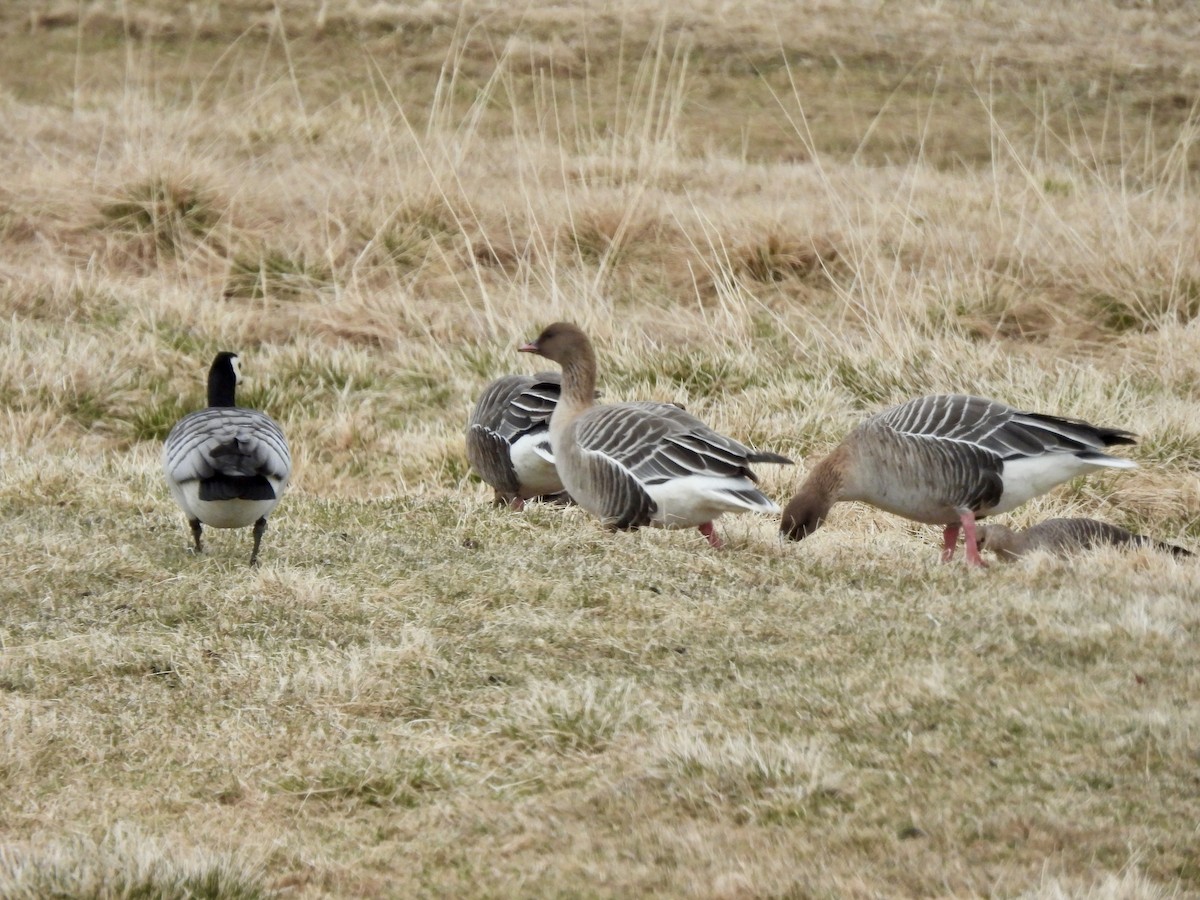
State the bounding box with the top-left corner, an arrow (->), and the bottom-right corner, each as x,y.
2,1 -> 1199,896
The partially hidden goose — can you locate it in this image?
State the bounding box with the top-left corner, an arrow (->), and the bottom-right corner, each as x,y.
978,518 -> 1191,561
163,351 -> 291,565
519,322 -> 792,548
466,372 -> 566,509
780,394 -> 1137,566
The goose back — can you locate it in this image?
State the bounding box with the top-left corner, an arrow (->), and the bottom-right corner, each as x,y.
874,394 -> 1136,459
162,351 -> 291,566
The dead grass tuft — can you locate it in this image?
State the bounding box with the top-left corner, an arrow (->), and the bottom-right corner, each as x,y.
506,35 -> 588,79
652,729 -> 849,821
224,248 -> 334,302
98,176 -> 226,263
0,824 -> 267,900
503,678 -> 654,753
734,231 -> 839,284
565,200 -> 663,268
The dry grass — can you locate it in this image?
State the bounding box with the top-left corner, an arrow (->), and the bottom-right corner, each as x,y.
2,1 -> 1200,896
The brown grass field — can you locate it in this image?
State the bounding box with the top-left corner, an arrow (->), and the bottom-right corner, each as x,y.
2,1 -> 1199,896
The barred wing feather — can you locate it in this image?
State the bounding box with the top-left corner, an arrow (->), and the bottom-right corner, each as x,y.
875,394 -> 1136,460
575,403 -> 772,484
165,408 -> 290,493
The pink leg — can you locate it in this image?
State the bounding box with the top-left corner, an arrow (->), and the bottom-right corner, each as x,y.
698,521 -> 724,549
941,524 -> 960,563
509,497 -> 526,512
959,510 -> 988,568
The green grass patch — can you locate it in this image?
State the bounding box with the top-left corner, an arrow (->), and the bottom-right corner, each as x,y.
224,249 -> 334,301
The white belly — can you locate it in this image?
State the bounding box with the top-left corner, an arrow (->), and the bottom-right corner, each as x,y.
169,481 -> 281,528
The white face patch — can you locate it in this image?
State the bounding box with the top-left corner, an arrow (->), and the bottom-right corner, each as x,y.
230,354 -> 243,385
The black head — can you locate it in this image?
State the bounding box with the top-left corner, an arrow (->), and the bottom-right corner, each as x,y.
207,351 -> 242,408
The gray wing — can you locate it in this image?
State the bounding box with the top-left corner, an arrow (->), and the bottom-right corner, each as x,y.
866,395 -> 1009,511
577,402 -> 790,486
570,402 -> 791,528
470,373 -> 561,442
571,403 -> 796,528
164,408 -> 291,487
466,374 -> 560,495
874,394 -> 1136,460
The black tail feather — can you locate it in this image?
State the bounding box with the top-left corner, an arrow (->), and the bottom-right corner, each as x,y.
200,475 -> 276,502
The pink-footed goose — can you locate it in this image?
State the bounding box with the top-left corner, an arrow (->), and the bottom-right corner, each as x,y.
977,518 -> 1190,561
519,322 -> 792,548
780,394 -> 1137,566
466,372 -> 567,509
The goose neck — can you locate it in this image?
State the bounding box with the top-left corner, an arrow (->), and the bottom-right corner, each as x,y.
558,349 -> 598,409
807,446 -> 848,503
207,366 -> 238,408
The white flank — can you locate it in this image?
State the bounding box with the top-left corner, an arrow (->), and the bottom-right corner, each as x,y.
993,454 -> 1136,516
646,475 -> 777,529
509,433 -> 562,497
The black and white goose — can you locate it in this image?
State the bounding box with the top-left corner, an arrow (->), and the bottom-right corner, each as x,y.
466,372 -> 565,509
519,322 -> 792,548
780,394 -> 1137,566
162,351 -> 291,565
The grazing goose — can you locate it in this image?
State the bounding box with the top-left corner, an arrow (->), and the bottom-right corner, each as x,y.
978,518 -> 1191,561
519,322 -> 792,548
163,351 -> 291,565
466,372 -> 566,509
780,394 -> 1137,566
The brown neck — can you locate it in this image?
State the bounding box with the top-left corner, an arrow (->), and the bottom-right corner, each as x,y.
547,337 -> 599,452
780,447 -> 847,540
806,447 -> 847,502
557,341 -> 599,410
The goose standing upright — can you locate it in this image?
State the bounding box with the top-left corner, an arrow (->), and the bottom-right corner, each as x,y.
977,518 -> 1190,561
519,322 -> 792,548
466,372 -> 566,509
780,394 -> 1137,566
163,351 -> 291,565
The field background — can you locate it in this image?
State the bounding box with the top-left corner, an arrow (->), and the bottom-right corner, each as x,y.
2,1 -> 1199,896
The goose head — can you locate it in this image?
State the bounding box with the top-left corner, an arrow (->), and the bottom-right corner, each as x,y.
519,322 -> 590,364
780,487 -> 830,542
974,523 -> 1021,561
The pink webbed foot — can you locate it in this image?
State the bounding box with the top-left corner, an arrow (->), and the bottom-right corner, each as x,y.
698,521 -> 724,549
940,524 -> 961,563
959,509 -> 988,568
